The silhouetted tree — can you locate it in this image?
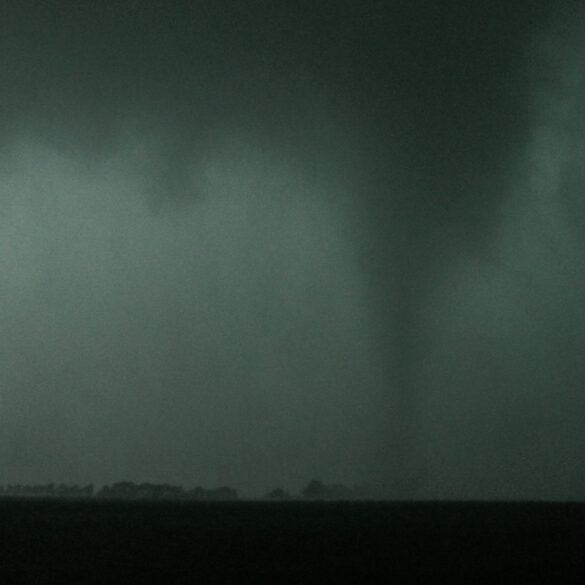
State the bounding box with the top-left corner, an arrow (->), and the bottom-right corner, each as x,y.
265,488 -> 291,500
301,480 -> 327,499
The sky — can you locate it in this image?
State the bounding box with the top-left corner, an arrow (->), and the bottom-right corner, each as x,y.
0,1 -> 584,499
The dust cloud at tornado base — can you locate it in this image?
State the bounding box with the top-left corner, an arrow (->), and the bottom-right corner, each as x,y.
0,4 -> 584,498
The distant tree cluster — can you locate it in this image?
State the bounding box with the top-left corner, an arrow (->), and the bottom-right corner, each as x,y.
0,483 -> 94,498
0,482 -> 238,500
0,479 -> 381,501
265,480 -> 381,500
265,487 -> 292,500
96,482 -> 238,500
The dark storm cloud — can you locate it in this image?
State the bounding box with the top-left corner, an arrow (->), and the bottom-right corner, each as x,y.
1,1 -> 584,497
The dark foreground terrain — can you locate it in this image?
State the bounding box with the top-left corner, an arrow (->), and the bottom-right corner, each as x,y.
1,499 -> 584,583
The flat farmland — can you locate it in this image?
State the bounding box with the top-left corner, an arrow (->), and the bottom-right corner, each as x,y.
0,500 -> 584,582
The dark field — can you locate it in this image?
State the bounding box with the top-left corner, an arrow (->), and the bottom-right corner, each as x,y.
1,500 -> 584,582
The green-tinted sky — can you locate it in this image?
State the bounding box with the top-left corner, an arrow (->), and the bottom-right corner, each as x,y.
0,1 -> 583,498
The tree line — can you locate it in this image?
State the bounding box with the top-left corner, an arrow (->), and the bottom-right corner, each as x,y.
0,482 -> 237,500
0,479 -> 382,500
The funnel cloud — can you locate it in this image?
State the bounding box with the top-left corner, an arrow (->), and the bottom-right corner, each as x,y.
1,2 -> 584,499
